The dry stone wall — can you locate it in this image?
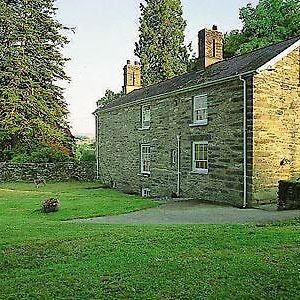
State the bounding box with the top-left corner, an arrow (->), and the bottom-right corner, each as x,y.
0,162 -> 96,182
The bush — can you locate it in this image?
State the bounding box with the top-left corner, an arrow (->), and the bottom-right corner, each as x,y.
75,143 -> 95,161
11,145 -> 71,163
42,198 -> 60,213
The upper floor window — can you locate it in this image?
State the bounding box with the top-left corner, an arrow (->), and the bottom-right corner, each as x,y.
141,144 -> 151,174
193,94 -> 208,125
141,105 -> 150,129
192,141 -> 208,174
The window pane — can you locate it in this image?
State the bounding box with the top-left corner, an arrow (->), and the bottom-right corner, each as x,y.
203,145 -> 208,160
194,95 -> 207,109
142,105 -> 150,128
193,142 -> 208,171
141,145 -> 150,173
194,95 -> 207,122
195,144 -> 201,160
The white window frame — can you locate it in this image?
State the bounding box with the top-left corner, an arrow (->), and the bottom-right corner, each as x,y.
192,94 -> 208,126
141,144 -> 151,174
192,141 -> 208,174
141,188 -> 151,197
141,105 -> 151,129
171,149 -> 176,165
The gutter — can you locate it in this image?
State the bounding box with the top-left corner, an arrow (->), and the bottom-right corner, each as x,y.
239,75 -> 248,208
95,70 -> 256,114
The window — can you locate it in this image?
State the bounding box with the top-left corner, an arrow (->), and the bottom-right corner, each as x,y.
141,188 -> 151,197
171,149 -> 176,165
212,39 -> 216,57
193,94 -> 208,125
141,144 -> 151,174
141,105 -> 150,129
192,141 -> 208,174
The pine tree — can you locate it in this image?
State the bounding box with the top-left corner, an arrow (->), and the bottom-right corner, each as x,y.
135,0 -> 189,87
0,0 -> 73,161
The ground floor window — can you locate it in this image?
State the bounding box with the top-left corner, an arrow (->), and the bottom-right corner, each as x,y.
171,149 -> 176,165
141,144 -> 151,174
192,141 -> 208,174
141,188 -> 151,197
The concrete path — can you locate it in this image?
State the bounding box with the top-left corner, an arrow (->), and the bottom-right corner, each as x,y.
77,200 -> 300,224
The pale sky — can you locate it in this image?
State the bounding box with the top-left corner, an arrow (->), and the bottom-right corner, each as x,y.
55,0 -> 258,137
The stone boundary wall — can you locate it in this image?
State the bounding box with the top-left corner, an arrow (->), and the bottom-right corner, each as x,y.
0,162 -> 96,182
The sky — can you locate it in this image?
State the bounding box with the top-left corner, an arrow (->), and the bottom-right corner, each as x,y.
55,0 -> 258,137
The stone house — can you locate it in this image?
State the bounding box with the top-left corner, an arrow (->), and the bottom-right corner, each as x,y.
95,26 -> 300,207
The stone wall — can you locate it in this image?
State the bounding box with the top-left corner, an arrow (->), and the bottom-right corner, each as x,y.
0,162 -> 96,182
252,47 -> 300,198
96,77 -> 253,207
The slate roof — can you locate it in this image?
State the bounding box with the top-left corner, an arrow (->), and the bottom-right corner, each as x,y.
99,35 -> 300,111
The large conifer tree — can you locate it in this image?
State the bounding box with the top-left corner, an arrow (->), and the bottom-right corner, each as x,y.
0,0 -> 73,161
135,0 -> 189,87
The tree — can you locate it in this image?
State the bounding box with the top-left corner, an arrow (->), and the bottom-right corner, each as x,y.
97,89 -> 123,108
0,0 -> 74,161
135,0 -> 189,86
224,0 -> 300,57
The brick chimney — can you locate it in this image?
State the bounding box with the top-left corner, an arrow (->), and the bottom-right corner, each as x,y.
122,60 -> 142,94
198,25 -> 223,69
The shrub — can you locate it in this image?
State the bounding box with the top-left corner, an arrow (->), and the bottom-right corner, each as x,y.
11,145 -> 71,163
42,198 -> 60,213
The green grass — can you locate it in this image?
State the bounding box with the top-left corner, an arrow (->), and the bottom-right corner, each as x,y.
1,182 -> 300,299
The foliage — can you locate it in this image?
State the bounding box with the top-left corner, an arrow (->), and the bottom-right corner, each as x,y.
96,89 -> 123,107
0,182 -> 299,299
9,143 -> 70,163
135,0 -> 189,86
0,0 -> 74,159
75,142 -> 95,162
224,0 -> 300,57
42,198 -> 60,213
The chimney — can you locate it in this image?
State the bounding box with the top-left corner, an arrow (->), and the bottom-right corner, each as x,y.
122,60 -> 142,94
198,25 -> 223,69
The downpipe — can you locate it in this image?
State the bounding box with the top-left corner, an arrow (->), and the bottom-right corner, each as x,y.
95,115 -> 99,180
177,134 -> 181,197
239,75 -> 247,208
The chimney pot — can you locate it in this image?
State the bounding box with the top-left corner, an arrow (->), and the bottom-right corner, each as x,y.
212,25 -> 218,31
127,60 -> 131,65
134,61 -> 139,65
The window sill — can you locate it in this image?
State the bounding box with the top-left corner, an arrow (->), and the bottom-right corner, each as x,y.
190,169 -> 209,175
138,126 -> 150,131
139,172 -> 151,177
189,120 -> 208,127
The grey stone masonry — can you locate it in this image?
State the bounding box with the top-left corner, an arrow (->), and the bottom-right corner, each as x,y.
95,36 -> 300,207
96,77 -> 254,207
0,162 -> 96,182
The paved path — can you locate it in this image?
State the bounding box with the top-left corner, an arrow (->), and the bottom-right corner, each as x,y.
77,200 -> 300,224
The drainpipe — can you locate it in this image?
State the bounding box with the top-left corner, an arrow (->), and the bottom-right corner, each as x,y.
239,75 -> 247,208
177,134 -> 181,197
95,114 -> 99,180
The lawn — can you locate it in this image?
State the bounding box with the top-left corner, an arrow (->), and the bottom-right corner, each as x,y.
0,182 -> 299,299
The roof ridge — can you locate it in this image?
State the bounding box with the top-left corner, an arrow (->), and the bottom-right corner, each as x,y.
98,34 -> 300,111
